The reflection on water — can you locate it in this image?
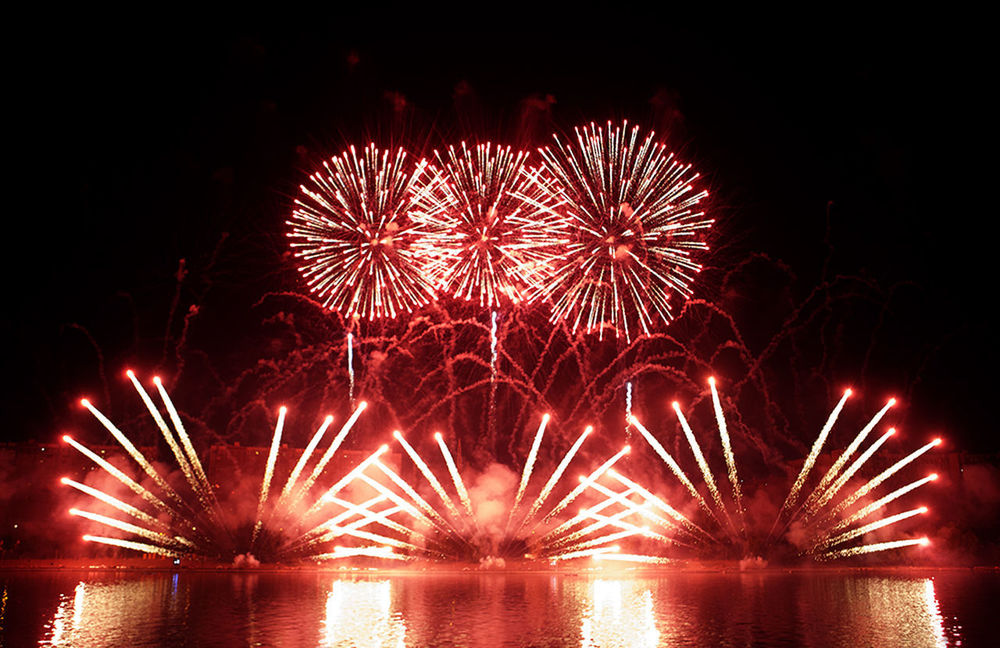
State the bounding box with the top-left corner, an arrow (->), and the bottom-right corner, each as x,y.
581,580 -> 658,648
1,569 -> 987,647
322,580 -> 405,648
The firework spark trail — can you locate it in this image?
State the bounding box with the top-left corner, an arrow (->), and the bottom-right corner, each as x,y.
316,498 -> 424,546
827,439 -> 942,519
817,537 -> 929,561
606,470 -> 712,542
126,371 -> 204,507
708,377 -> 746,534
153,377 -> 215,506
509,414 -> 550,522
314,546 -> 407,561
778,388 -> 852,517
393,431 -> 464,523
314,505 -> 407,545
814,507 -> 927,553
354,473 -> 441,533
584,480 -> 680,537
549,546 -> 620,562
61,478 -> 172,534
70,508 -> 194,550
626,382 -> 633,420
310,445 -> 389,515
434,433 -> 475,518
62,435 -> 176,517
252,406 -> 286,542
292,494 -> 388,551
538,446 -> 630,525
530,121 -> 712,340
80,399 -> 184,508
805,398 -> 896,514
540,486 -> 639,543
672,400 -> 737,536
579,510 -> 672,547
278,415 -> 334,504
347,332 -> 354,405
823,474 -> 938,539
287,144 -> 437,319
82,535 -> 182,558
546,528 -> 640,556
629,415 -> 720,526
516,426 -> 592,531
548,507 -> 638,550
594,553 -> 672,565
288,402 -> 368,510
803,428 -> 897,519
372,460 -> 458,536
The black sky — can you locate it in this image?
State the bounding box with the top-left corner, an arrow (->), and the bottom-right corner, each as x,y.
3,18 -> 993,451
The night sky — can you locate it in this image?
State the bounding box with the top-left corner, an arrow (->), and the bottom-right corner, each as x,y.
3,19 -> 992,453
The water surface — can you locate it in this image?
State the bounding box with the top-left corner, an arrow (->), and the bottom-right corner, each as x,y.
1,569 -> 993,647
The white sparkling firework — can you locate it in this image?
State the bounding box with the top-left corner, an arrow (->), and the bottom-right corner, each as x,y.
409,141 -> 566,307
528,121 -> 713,340
287,144 -> 439,320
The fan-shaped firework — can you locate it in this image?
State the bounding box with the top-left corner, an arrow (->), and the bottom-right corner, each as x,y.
629,378 -> 938,560
409,142 -> 566,308
287,144 -> 440,320
531,121 -> 713,340
59,373 -> 668,564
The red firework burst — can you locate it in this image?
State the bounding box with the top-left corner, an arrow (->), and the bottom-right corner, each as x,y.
532,121 -> 713,340
410,141 -> 566,308
287,145 -> 439,320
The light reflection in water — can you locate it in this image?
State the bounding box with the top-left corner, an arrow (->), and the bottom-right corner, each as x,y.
580,579 -> 659,648
924,579 -> 947,648
321,579 -> 406,648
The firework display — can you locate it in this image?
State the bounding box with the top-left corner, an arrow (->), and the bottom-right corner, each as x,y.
528,121 -> 712,339
409,141 -> 565,308
286,122 -> 712,342
286,144 -> 439,320
62,369 -> 936,565
630,377 -> 937,560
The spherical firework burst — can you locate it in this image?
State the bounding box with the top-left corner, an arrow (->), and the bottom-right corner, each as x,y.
409,141 -> 566,308
532,121 -> 713,340
287,144 -> 439,320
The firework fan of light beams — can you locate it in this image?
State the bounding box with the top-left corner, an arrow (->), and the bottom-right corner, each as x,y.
60,372 -> 676,564
409,141 -> 567,308
527,120 -> 713,341
61,371 -> 388,561
629,376 -> 939,561
286,144 -> 441,320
